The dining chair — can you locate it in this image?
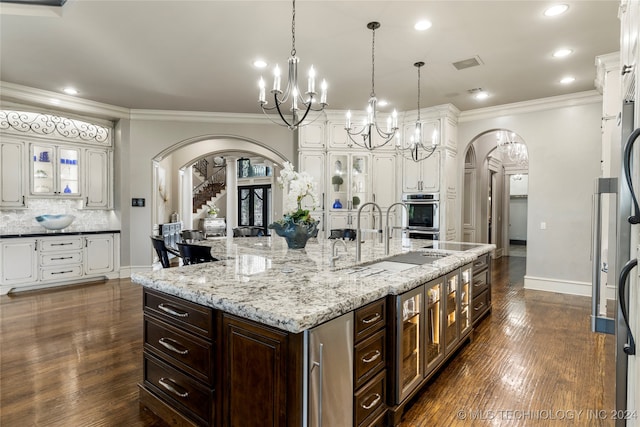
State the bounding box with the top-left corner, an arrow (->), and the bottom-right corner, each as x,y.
176,242 -> 218,265
181,229 -> 205,242
151,235 -> 180,268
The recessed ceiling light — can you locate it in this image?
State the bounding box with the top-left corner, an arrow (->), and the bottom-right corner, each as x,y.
560,76 -> 575,84
474,91 -> 489,100
544,4 -> 569,17
253,59 -> 267,68
378,99 -> 389,107
63,87 -> 78,95
553,48 -> 573,58
414,20 -> 432,31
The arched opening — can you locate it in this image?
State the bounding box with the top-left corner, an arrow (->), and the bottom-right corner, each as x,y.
461,129 -> 529,258
150,135 -> 290,238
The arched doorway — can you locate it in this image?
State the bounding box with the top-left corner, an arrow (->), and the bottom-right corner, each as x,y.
461,129 -> 529,258
150,135 -> 290,236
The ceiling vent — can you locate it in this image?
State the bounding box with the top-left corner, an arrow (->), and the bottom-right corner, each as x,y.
452,56 -> 483,70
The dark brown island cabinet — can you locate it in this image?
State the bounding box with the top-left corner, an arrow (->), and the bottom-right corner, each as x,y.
139,258 -> 492,427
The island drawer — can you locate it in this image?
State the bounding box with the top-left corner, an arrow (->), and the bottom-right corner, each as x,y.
355,298 -> 386,343
144,316 -> 214,385
472,268 -> 489,296
143,289 -> 214,339
472,289 -> 490,323
143,352 -> 214,426
354,369 -> 386,427
473,253 -> 489,271
354,329 -> 386,389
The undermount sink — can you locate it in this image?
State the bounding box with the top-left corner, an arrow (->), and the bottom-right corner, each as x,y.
346,251 -> 445,276
384,251 -> 446,265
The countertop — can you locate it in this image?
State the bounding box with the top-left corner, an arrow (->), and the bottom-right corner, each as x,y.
131,236 -> 494,333
0,229 -> 121,238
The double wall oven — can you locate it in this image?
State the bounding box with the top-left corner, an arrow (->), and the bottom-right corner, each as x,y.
401,193 -> 440,240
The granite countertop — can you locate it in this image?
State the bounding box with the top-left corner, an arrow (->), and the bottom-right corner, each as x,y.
0,228 -> 121,238
131,236 -> 495,333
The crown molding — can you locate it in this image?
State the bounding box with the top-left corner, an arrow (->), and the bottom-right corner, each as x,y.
458,90 -> 602,123
0,81 -> 129,120
129,109 -> 269,125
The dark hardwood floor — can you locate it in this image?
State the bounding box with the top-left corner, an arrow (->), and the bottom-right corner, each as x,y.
0,256 -> 615,426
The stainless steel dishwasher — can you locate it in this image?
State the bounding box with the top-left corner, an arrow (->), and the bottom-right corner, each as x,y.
306,312 -> 354,427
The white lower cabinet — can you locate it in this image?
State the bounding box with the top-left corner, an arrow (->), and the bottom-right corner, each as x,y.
1,239 -> 37,286
85,234 -> 114,275
0,233 -> 119,294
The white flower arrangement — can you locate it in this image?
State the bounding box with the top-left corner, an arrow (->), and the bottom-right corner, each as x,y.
207,204 -> 219,215
276,161 -> 319,222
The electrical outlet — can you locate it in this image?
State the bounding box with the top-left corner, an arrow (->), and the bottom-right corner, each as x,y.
131,198 -> 145,207
540,222 -> 547,230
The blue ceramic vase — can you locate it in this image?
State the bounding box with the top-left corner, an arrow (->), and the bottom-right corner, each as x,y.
269,220 -> 319,249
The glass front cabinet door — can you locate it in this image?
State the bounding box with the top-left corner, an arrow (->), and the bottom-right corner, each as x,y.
328,153 -> 369,212
460,264 -> 473,338
31,144 -> 81,197
444,270 -> 459,355
424,277 -> 444,375
396,285 -> 423,403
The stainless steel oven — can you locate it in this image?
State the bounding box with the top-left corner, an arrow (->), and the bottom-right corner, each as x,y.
401,193 -> 440,239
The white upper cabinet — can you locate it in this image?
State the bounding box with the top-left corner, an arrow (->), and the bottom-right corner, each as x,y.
402,151 -> 440,193
0,140 -> 26,208
85,148 -> 113,209
371,152 -> 396,208
299,123 -> 325,149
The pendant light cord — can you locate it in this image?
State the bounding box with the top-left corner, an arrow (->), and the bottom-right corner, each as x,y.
291,0 -> 296,57
370,25 -> 376,98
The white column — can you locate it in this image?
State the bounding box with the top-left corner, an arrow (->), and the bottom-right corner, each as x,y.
226,157 -> 238,235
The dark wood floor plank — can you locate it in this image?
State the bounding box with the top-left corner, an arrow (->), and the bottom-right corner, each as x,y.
0,256 -> 615,426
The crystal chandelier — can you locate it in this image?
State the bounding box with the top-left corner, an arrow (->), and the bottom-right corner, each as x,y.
345,22 -> 398,150
258,0 -> 327,130
497,131 -> 528,166
396,61 -> 439,162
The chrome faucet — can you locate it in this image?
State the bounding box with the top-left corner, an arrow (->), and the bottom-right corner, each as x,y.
385,202 -> 409,255
356,202 -> 383,262
329,239 -> 348,268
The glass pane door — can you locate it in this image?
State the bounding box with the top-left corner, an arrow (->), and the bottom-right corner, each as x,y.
460,265 -> 472,335
425,280 -> 443,372
59,147 -> 80,195
445,272 -> 458,350
398,286 -> 423,402
32,145 -> 55,195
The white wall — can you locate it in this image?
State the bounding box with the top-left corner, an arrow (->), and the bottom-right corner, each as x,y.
123,117 -> 294,271
459,95 -> 602,295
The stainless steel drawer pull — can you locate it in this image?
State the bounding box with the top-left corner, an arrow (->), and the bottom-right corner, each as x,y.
361,350 -> 381,364
361,313 -> 381,324
52,242 -> 74,246
158,303 -> 189,318
52,256 -> 73,260
158,337 -> 189,355
158,377 -> 189,398
51,270 -> 73,275
474,302 -> 486,311
361,393 -> 381,410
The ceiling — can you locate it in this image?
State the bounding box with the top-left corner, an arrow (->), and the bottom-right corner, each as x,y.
0,0 -> 621,116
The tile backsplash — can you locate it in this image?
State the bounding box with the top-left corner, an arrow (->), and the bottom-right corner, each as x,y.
0,199 -> 118,234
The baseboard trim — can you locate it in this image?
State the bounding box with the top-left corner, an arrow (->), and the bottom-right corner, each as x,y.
524,275 -> 591,296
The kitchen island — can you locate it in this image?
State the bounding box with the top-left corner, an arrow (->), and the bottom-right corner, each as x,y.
132,236 -> 494,427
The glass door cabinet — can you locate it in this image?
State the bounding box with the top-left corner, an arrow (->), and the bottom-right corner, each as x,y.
31,144 -> 80,196
424,278 -> 444,374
